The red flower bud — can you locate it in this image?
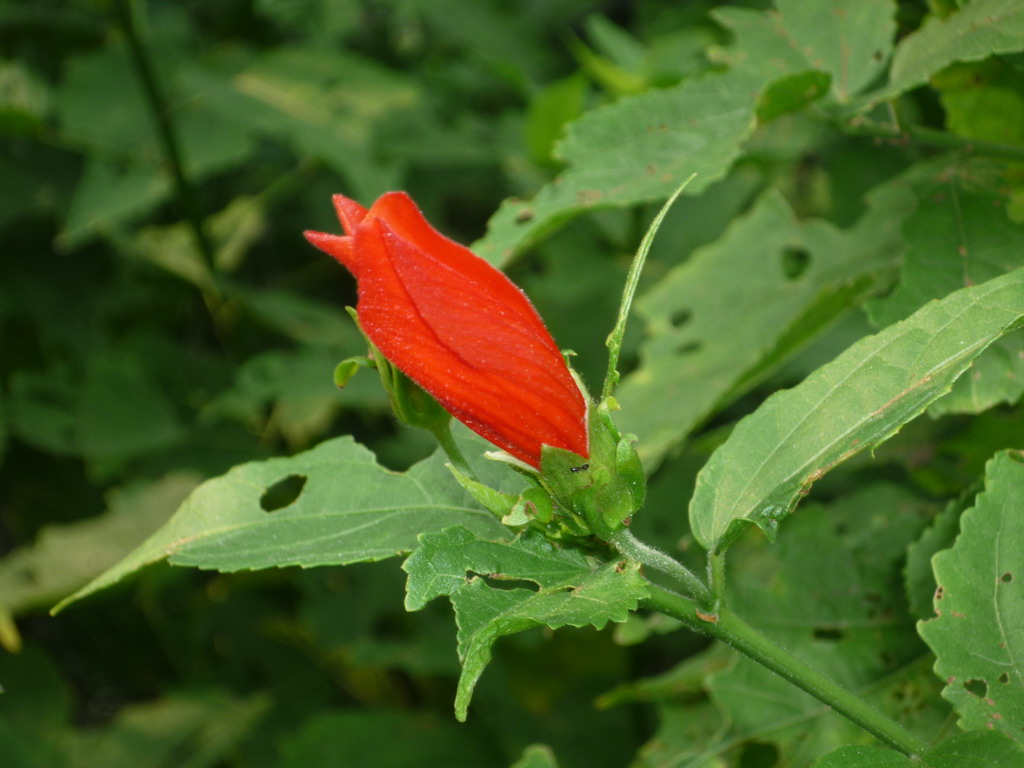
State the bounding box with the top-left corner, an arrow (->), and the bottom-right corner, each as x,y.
304,192 -> 589,468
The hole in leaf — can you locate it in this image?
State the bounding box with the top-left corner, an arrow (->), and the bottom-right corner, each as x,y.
964,679 -> 988,698
738,741 -> 780,768
1000,572 -> 1013,583
813,627 -> 845,641
260,474 -> 307,512
470,572 -> 539,592
999,673 -> 1010,684
781,247 -> 811,280
669,308 -> 692,328
676,340 -> 702,356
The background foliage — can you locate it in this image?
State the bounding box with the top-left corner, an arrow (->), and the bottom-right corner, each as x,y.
2,1 -> 1023,766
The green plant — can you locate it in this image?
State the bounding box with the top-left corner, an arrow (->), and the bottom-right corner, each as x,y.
3,1 -> 1023,766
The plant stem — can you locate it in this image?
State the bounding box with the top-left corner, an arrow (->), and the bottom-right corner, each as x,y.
433,422 -> 476,480
643,582 -> 930,758
843,117 -> 1024,163
708,550 -> 726,603
610,529 -> 712,605
114,0 -> 221,307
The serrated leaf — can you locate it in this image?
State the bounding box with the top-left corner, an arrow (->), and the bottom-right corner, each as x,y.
690,266 -> 1024,553
55,433 -> 510,612
402,526 -> 589,611
617,184 -> 910,470
869,184 -> 1024,415
452,560 -> 647,721
905,498 -> 965,622
880,0 -> 1024,100
918,450 -> 1024,741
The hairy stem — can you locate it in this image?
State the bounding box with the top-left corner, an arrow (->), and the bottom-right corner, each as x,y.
643,582 -> 930,757
610,529 -> 712,605
433,422 -> 476,480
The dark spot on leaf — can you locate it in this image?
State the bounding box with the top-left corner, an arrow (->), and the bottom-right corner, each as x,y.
676,341 -> 701,356
781,247 -> 811,280
670,308 -> 692,328
813,627 -> 845,641
935,585 -> 945,600
260,474 -> 307,512
999,673 -> 1010,684
964,679 -> 988,698
1000,572 -> 1013,583
514,208 -> 534,224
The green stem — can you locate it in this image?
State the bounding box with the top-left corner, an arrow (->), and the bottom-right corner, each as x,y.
433,422 -> 476,481
708,550 -> 726,603
610,529 -> 712,605
842,117 -> 1024,163
643,583 -> 930,758
114,0 -> 221,307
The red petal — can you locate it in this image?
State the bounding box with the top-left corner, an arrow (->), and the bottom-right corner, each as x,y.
303,230 -> 357,275
332,194 -> 369,234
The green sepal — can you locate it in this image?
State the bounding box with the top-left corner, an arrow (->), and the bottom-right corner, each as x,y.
344,307 -> 451,435
539,397 -> 646,539
333,356 -> 374,388
446,464 -> 554,527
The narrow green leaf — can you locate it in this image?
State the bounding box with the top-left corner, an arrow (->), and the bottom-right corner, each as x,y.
880,0 -> 1024,100
690,267 -> 1024,553
918,450 -> 1024,741
54,434 -> 510,613
453,560 -> 647,721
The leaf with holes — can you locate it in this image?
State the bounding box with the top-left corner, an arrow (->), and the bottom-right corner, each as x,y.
918,450 -> 1024,742
616,185 -> 910,470
54,432 -> 513,613
452,560 -> 647,721
868,183 -> 1024,416
689,266 -> 1024,554
402,526 -> 591,611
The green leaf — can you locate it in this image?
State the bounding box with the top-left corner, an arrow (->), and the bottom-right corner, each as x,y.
774,0 -> 896,102
868,182 -> 1024,416
880,0 -> 1024,101
810,731 -> 1024,767
918,450 -> 1024,741
452,560 -> 647,721
705,485 -> 943,764
0,474 -> 199,620
689,266 -> 1024,553
54,433 -> 510,613
904,498 -> 965,622
617,184 -> 910,470
403,526 -> 588,611
510,744 -> 560,768
756,70 -> 832,124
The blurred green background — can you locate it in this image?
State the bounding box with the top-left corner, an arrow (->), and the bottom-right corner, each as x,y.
3,1 -> 1022,766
